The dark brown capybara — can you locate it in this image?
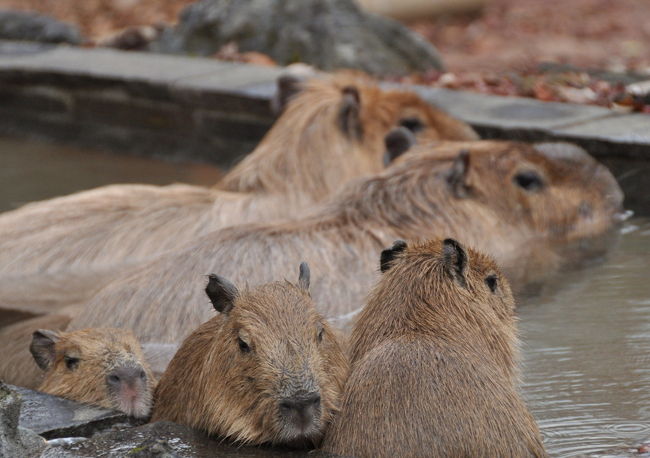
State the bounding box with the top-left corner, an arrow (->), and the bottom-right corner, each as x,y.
65,138 -> 624,345
322,239 -> 547,457
0,72 -> 476,279
151,263 -> 348,447
28,326 -> 155,418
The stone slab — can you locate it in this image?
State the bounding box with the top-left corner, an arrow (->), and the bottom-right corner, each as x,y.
10,385 -> 135,440
40,421 -> 338,458
552,113 -> 650,145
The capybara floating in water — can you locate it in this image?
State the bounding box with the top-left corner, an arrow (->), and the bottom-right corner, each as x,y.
151,264 -> 348,447
322,239 -> 546,458
28,326 -> 155,418
66,139 -> 623,345
0,72 -> 476,278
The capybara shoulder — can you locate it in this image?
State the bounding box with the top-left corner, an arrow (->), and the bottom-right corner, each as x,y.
322,239 -> 546,458
152,263 -> 348,447
30,327 -> 155,418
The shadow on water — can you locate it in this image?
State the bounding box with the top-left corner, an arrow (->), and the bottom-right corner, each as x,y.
519,217 -> 650,457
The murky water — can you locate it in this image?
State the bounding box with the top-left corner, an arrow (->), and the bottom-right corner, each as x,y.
2,137 -> 650,456
520,217 -> 650,457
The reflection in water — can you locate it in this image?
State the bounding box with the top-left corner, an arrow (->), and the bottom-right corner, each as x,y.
520,217 -> 650,457
0,137 -> 223,213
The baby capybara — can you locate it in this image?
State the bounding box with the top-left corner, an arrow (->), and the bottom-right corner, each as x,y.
30,327 -> 155,418
152,263 -> 348,447
322,239 -> 546,457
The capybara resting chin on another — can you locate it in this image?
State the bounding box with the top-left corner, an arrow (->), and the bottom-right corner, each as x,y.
152,263 -> 348,447
322,239 -> 546,458
0,72 -> 477,279
29,327 -> 155,418
66,139 -> 624,345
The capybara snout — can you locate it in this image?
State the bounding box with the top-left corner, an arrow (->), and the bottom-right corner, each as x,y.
105,362 -> 150,418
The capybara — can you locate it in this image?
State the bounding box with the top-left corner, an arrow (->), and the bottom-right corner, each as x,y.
151,264 -> 348,447
0,72 -> 477,278
321,238 -> 546,457
64,139 -> 623,346
27,326 -> 155,418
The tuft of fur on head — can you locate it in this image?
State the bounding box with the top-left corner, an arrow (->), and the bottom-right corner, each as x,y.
32,328 -> 155,418
152,274 -> 348,447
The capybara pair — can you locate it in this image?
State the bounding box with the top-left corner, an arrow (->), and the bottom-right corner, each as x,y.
0,72 -> 477,280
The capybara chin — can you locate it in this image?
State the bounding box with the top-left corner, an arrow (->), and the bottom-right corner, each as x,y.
30,327 -> 155,418
151,264 -> 348,447
322,239 -> 546,458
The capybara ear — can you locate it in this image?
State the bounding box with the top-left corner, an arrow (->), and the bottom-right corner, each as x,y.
383,127 -> 416,166
298,262 -> 310,291
446,149 -> 471,198
205,274 -> 239,314
380,240 -> 408,273
339,86 -> 363,140
271,74 -> 304,115
30,329 -> 60,371
442,238 -> 468,288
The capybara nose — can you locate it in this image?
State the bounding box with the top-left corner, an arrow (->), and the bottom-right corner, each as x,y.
106,365 -> 147,388
279,392 -> 321,429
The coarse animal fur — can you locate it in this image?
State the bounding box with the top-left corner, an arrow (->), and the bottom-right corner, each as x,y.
151,266 -> 348,447
321,239 -> 546,457
27,326 -> 155,418
64,140 -> 623,346
0,73 -> 477,278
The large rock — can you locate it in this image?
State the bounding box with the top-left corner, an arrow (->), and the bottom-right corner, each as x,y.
0,10 -> 82,45
0,384 -> 47,457
151,0 -> 443,76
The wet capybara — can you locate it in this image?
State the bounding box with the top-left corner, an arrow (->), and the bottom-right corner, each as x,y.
322,239 -> 546,457
151,264 -> 348,447
0,72 -> 477,279
64,139 -> 623,346
28,326 -> 155,418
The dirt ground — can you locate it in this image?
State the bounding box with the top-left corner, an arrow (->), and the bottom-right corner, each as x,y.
1,0 -> 649,110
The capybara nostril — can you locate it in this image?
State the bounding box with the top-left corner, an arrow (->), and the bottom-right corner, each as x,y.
106,365 -> 145,389
279,392 -> 321,430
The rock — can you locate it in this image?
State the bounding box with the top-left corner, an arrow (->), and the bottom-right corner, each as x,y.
0,383 -> 47,457
0,9 -> 82,45
41,421 -> 335,457
151,0 -> 443,76
10,385 -> 139,439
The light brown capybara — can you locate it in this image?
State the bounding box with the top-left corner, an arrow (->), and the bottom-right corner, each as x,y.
0,72 -> 477,279
64,139 -> 624,346
322,238 -> 546,458
27,326 -> 155,418
151,264 -> 348,447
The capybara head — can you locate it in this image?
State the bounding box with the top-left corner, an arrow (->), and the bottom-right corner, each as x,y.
152,263 -> 348,447
30,328 -> 155,418
386,140 -> 624,242
218,73 -> 478,197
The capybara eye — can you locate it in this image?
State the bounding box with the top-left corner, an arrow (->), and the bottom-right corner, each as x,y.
485,275 -> 498,293
399,117 -> 425,133
513,170 -> 545,192
238,337 -> 251,353
64,355 -> 80,370
317,325 -> 324,343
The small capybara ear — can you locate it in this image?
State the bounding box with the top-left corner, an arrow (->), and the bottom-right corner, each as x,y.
339,86 -> 363,140
383,127 -> 416,166
205,274 -> 239,314
380,240 -> 408,273
30,329 -> 60,371
298,262 -> 310,291
271,74 -> 304,115
442,238 -> 468,288
446,149 -> 471,198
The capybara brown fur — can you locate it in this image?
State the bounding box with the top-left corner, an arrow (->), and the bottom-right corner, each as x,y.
0,72 -> 477,278
65,140 -> 623,346
151,264 -> 348,447
27,326 -> 155,418
322,238 -> 546,458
